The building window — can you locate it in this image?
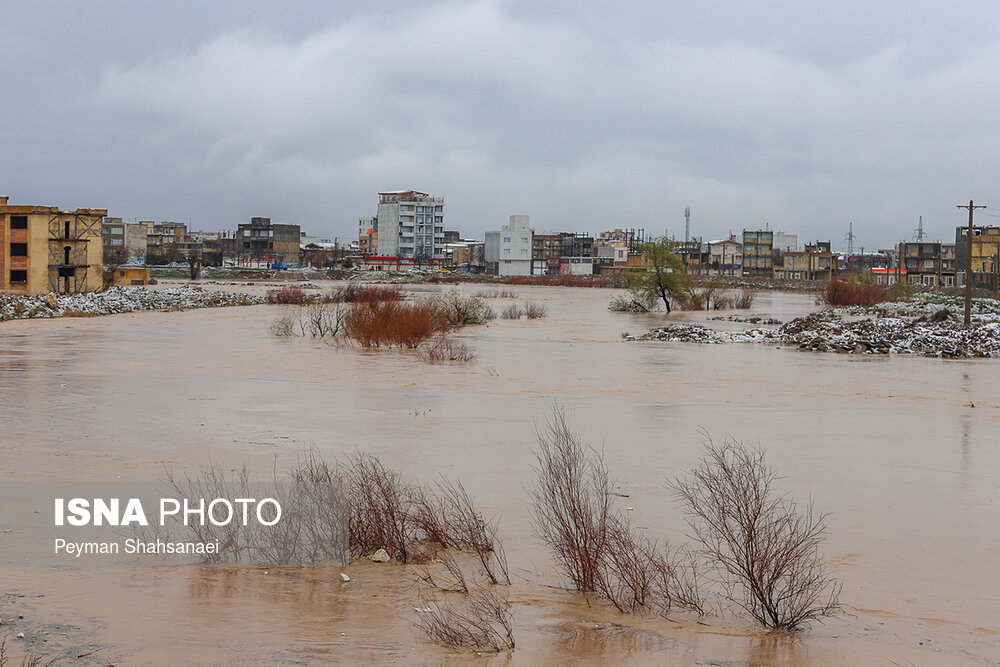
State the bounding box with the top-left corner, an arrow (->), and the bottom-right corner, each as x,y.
10,215 -> 28,229
434,206 -> 443,212
10,270 -> 27,283
503,237 -> 511,243
10,243 -> 27,256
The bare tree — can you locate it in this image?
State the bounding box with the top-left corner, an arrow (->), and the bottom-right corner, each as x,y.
186,247 -> 202,280
102,245 -> 131,287
528,406 -> 612,592
671,438 -> 842,630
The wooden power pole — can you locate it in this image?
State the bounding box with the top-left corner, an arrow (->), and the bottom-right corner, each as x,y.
958,200 -> 987,325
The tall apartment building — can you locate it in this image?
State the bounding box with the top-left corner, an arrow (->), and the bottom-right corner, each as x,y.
0,196 -> 105,294
485,215 -> 533,276
375,190 -> 445,261
742,230 -> 774,277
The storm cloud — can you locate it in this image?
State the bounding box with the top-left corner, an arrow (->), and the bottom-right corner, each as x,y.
2,0 -> 999,247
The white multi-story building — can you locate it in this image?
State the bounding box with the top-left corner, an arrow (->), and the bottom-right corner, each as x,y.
773,231 -> 798,252
375,190 -> 445,260
485,215 -> 533,276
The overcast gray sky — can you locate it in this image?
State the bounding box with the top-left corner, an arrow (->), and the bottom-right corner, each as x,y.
2,0 -> 999,249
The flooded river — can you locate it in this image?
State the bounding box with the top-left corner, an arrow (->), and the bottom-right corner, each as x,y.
0,284 -> 997,665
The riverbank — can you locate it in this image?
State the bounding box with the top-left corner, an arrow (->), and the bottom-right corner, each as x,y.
0,286 -> 263,321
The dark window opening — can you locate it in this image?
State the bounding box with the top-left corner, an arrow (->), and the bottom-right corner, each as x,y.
10,243 -> 27,256
10,270 -> 27,283
58,267 -> 75,278
64,221 -> 72,239
64,246 -> 71,265
10,215 -> 27,229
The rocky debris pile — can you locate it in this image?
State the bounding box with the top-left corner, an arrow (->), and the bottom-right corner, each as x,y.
775,314 -> 1000,357
709,314 -> 782,325
626,323 -> 730,344
0,286 -> 265,321
837,294 -> 1000,320
630,298 -> 1000,357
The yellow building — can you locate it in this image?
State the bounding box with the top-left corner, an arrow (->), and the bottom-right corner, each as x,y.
0,196 -> 106,294
110,266 -> 151,287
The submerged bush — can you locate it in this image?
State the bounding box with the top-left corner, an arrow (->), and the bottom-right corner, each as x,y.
438,291 -> 496,326
817,279 -> 886,307
420,335 -> 477,362
345,300 -> 445,348
528,407 -> 701,616
671,438 -> 842,629
608,295 -> 650,312
266,286 -> 309,304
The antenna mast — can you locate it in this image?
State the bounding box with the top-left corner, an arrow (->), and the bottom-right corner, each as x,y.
845,222 -> 856,254
684,207 -> 690,244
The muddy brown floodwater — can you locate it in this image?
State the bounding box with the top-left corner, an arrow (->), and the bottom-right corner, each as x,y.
0,283 -> 998,665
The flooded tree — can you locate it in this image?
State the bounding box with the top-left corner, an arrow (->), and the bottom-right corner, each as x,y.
627,237 -> 690,313
671,438 -> 842,630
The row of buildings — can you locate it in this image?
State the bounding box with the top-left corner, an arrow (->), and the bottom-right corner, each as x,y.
355,191 -> 1000,289
6,190 -> 1000,295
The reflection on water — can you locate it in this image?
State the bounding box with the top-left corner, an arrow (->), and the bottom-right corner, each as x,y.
0,284 -> 998,665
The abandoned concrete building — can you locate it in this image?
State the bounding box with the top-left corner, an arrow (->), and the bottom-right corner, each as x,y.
0,196 -> 106,295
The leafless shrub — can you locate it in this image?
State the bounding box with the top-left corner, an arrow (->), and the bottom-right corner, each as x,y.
671,438 -> 842,630
270,451 -> 350,567
138,454 -> 350,567
415,588 -> 515,652
528,407 -> 612,592
333,282 -> 362,302
344,453 -> 422,563
0,639 -> 54,667
414,479 -> 509,585
522,302 -> 548,319
734,287 -> 756,309
421,549 -> 470,593
529,407 -> 702,616
266,286 -> 309,304
595,518 -> 704,616
419,335 -> 477,363
500,304 -> 521,319
269,310 -> 299,336
304,302 -> 345,337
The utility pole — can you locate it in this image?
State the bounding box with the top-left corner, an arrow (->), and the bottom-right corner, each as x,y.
958,200 -> 986,325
